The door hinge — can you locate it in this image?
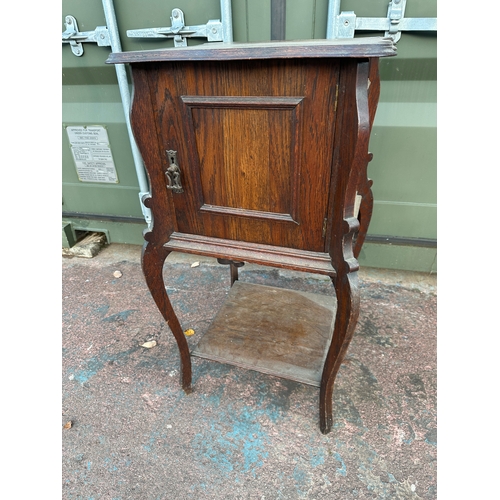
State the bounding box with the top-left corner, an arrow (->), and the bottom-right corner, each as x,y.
322,218 -> 328,239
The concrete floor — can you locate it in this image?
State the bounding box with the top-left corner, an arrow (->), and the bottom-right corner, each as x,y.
62,243 -> 437,499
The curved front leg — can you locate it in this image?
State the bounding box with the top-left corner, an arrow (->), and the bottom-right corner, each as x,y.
142,242 -> 192,393
319,272 -> 360,434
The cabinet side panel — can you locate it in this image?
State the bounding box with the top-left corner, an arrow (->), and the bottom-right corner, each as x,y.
130,65 -> 177,241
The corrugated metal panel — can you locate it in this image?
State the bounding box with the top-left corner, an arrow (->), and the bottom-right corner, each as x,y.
62,0 -> 436,271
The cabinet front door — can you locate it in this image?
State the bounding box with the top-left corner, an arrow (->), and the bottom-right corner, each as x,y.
151,59 -> 340,252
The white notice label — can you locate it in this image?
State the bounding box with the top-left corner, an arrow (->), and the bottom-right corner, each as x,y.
66,125 -> 119,183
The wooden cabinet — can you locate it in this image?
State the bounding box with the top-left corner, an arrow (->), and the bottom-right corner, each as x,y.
108,38 -> 396,434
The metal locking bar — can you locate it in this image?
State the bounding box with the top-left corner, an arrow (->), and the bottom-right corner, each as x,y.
62,15 -> 111,56
327,0 -> 437,42
127,8 -> 224,47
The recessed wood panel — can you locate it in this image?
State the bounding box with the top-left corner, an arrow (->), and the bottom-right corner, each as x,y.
182,96 -> 302,223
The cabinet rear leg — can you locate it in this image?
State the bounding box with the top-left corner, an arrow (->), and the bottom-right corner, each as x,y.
217,258 -> 245,286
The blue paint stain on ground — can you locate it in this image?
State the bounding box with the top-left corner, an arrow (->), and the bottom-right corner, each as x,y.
70,356 -> 104,384
135,356 -> 171,371
293,465 -> 309,496
254,382 -> 288,423
142,430 -> 165,454
227,408 -> 269,472
333,452 -> 347,476
425,427 -> 437,446
102,309 -> 136,323
192,405 -> 270,476
93,305 -> 109,316
193,422 -> 235,473
307,445 -> 325,467
68,347 -> 139,384
104,457 -> 118,472
204,383 -> 226,407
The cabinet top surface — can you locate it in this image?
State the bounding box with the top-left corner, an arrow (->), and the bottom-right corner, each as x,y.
106,37 -> 396,65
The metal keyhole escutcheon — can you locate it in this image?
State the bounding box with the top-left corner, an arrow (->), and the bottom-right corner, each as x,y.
165,150 -> 184,193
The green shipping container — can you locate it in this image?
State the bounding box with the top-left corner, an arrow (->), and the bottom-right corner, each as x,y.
62,0 -> 437,272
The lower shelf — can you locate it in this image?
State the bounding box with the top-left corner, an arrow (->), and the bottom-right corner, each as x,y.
191,281 -> 337,387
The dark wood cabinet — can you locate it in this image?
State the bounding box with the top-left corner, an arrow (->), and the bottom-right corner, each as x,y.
107,38 -> 396,434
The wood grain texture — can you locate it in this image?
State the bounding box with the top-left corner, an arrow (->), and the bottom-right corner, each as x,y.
319,61 -> 372,434
164,232 -> 336,276
149,59 -> 337,251
354,58 -> 380,258
114,41 -> 391,433
106,38 -> 397,64
192,281 -> 337,387
320,272 -> 360,433
130,66 -> 177,243
141,244 -> 192,393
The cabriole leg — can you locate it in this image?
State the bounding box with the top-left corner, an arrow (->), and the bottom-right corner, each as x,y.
319,272 -> 360,434
142,242 -> 192,393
